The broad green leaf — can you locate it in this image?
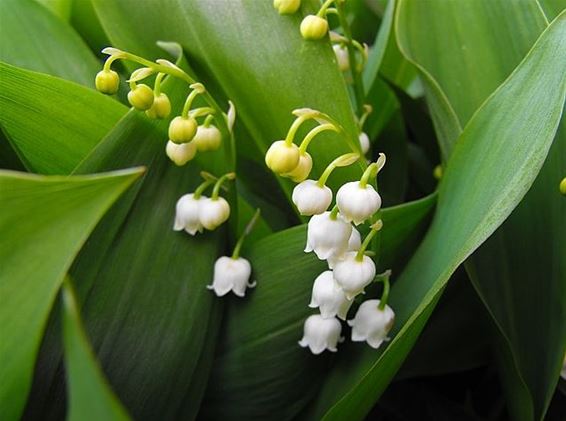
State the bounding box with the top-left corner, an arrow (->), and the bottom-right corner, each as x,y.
61,280 -> 130,421
396,0 -> 547,157
91,0 -> 364,198
311,13 -> 566,420
397,2 -> 565,419
26,61 -> 231,420
0,0 -> 100,87
539,0 -> 566,20
0,168 -> 142,421
0,62 -> 127,174
69,0 -> 110,52
34,0 -> 72,21
201,195 -> 435,420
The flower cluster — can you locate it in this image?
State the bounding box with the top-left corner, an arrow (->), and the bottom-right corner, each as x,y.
174,172 -> 234,235
265,109 -> 395,354
95,47 -> 233,167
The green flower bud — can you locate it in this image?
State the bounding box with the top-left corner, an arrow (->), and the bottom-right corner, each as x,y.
560,177 -> 566,195
128,84 -> 154,111
145,93 -> 171,119
265,140 -> 300,174
284,152 -> 312,182
95,70 -> 120,95
273,0 -> 300,15
194,125 -> 222,152
300,15 -> 328,40
169,116 -> 198,144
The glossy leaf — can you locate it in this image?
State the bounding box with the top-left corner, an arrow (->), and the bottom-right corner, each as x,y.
396,0 -> 546,157
201,195 -> 435,420
61,280 -> 131,421
0,168 -> 142,421
310,13 -> 566,420
34,0 -> 72,21
0,62 -> 127,174
0,0 -> 100,86
397,2 -> 566,419
91,0 -> 364,198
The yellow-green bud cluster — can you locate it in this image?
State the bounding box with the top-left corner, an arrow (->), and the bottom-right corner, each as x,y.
146,93 -> 171,119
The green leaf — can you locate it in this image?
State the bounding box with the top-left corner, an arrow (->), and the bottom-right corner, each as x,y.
0,62 -> 127,174
34,0 -> 72,21
396,0 -> 547,157
61,279 -> 131,421
0,168 -> 143,421
396,1 -> 566,418
201,195 -> 435,419
69,0 -> 110,52
310,12 -> 566,420
27,62 -> 230,420
0,0 -> 100,87
91,0 -> 364,197
539,0 -> 566,20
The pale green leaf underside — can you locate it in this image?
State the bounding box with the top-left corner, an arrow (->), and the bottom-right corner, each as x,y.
0,168 -> 143,421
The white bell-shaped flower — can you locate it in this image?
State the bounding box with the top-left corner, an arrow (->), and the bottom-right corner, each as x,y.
292,180 -> 332,216
199,197 -> 230,230
327,227 -> 361,269
333,252 -> 376,299
298,314 -> 343,354
348,299 -> 395,349
309,271 -> 353,320
336,181 -> 381,225
333,44 -> 350,72
207,256 -> 255,297
173,194 -> 203,235
166,140 -> 197,166
305,211 -> 352,260
359,132 -> 370,154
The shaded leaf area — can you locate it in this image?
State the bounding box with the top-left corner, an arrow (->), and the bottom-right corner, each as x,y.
201,195 -> 435,421
397,269 -> 490,380
0,168 -> 142,421
24,69 -> 229,420
397,2 -> 566,419
467,119 -> 566,421
69,0 -> 110,53
0,62 -> 127,174
309,14 -> 566,420
61,280 -> 131,421
0,0 -> 99,87
92,0 -> 364,201
0,127 -> 25,171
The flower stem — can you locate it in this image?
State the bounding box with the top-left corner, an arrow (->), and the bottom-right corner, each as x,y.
153,72 -> 166,95
211,172 -> 236,200
359,153 -> 386,188
284,115 -> 309,145
193,179 -> 215,199
316,152 -> 360,187
232,208 -> 261,259
317,0 -> 336,17
355,220 -> 383,261
335,0 -> 365,114
329,204 -> 339,220
182,84 -> 205,118
378,273 -> 390,310
298,123 -> 339,154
